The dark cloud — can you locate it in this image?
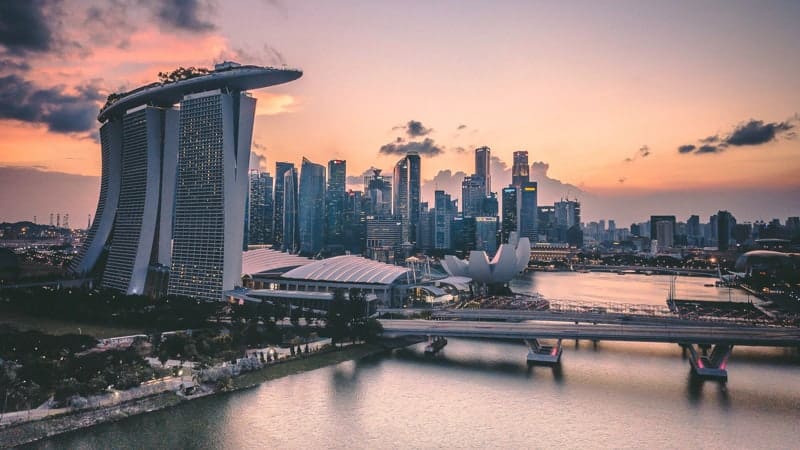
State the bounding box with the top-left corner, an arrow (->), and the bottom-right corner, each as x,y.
696,144 -> 723,154
0,1 -> 55,55
379,137 -> 443,156
393,119 -> 432,138
700,135 -> 719,144
618,177 -> 627,184
0,74 -> 102,135
530,161 -> 549,177
678,117 -> 795,155
0,59 -> 31,73
452,146 -> 467,154
726,119 -> 793,146
624,145 -> 651,162
457,124 -> 467,130
154,0 -> 216,32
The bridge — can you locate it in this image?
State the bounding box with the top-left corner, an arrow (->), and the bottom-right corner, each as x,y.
378,317 -> 800,381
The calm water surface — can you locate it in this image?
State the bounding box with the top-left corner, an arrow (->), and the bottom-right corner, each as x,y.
30,273 -> 800,449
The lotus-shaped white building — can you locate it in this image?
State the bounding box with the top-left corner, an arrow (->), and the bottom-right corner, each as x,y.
441,232 -> 531,284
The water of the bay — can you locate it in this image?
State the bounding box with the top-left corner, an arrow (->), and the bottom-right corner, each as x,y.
29,272 -> 800,449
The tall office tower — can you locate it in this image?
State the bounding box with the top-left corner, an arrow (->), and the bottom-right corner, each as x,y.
655,220 -> 674,250
474,216 -> 499,254
248,169 -> 274,245
365,216 -> 403,263
518,181 -> 538,241
56,213 -> 60,228
364,169 -> 392,217
649,215 -> 676,248
461,175 -> 486,217
461,175 -> 487,217
687,215 -> 701,246
717,210 -> 735,251
450,216 -> 477,254
298,158 -> 326,256
501,186 -> 518,243
537,206 -> 556,241
272,162 -> 295,247
64,214 -> 69,229
434,190 -> 456,249
392,152 -> 421,244
282,167 -> 299,253
71,62 -> 302,301
343,190 -> 365,253
512,150 -> 529,187
417,202 -> 435,251
50,213 -> 54,226
326,159 -> 346,249
103,106 -> 178,295
482,192 -> 498,217
475,146 -> 491,195
555,198 -> 581,228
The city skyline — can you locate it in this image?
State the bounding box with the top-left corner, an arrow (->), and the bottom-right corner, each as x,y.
1,1 -> 800,225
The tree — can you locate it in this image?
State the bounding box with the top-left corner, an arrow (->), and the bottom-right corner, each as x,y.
325,289 -> 350,346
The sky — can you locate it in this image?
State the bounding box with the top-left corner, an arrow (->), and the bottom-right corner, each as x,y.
1,0 -> 799,226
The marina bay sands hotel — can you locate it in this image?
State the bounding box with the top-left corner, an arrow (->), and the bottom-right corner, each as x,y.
71,62 -> 302,301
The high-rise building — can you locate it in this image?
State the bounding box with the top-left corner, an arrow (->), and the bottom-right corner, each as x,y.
474,216 -> 499,254
102,106 -> 178,295
655,220 -> 674,250
392,152 -> 421,244
343,190 -> 365,254
434,190 -> 457,249
482,192 -> 499,217
326,159 -> 346,249
717,210 -> 735,251
298,157 -> 325,256
450,216 -> 476,254
71,62 -> 302,301
282,167 -> 299,253
475,146 -> 491,195
366,216 -> 403,263
461,175 -> 486,217
247,169 -> 274,246
501,186 -> 518,243
365,169 -> 392,217
272,162 -> 295,247
512,150 -> 529,187
649,216 -> 676,248
417,202 -> 435,251
538,206 -> 556,241
519,182 -> 538,242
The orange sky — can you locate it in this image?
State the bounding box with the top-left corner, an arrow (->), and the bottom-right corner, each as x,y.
1,0 -> 799,223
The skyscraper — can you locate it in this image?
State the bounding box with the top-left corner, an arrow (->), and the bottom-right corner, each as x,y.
649,215 -> 676,248
282,166 -> 299,253
501,186 -> 518,243
717,210 -> 735,251
365,169 -> 392,217
392,152 -> 421,244
518,181 -> 538,241
461,175 -> 486,217
475,146 -> 491,195
326,159 -> 346,249
434,190 -> 456,249
512,150 -> 529,188
298,157 -> 326,256
102,105 -> 178,295
71,62 -> 302,301
272,161 -> 295,248
248,169 -> 274,245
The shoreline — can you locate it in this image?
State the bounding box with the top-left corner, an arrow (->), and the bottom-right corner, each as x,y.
0,340 -> 414,448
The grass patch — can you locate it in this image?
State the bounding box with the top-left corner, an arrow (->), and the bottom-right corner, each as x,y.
0,311 -> 144,338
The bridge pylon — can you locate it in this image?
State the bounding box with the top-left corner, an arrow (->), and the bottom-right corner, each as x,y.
425,335 -> 448,354
525,338 -> 563,364
680,343 -> 733,382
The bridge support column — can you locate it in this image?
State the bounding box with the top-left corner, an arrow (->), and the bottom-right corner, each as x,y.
424,336 -> 448,354
525,339 -> 563,364
681,344 -> 733,381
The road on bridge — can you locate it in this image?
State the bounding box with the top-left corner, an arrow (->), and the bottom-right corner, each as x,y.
379,319 -> 800,347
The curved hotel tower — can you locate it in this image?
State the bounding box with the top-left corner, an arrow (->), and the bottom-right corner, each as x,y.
72,62 -> 302,301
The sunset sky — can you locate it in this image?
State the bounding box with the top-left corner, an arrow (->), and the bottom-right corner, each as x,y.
1,0 -> 798,225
